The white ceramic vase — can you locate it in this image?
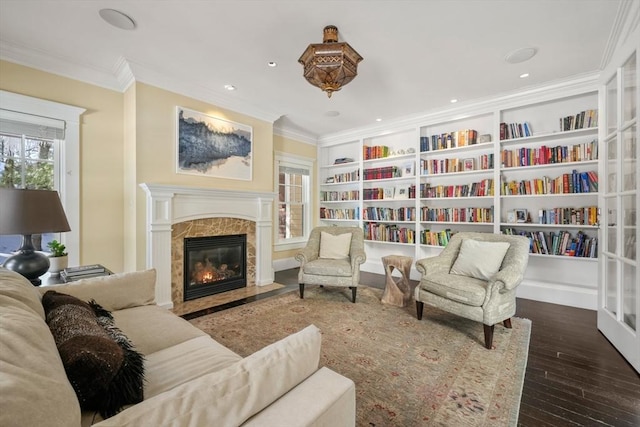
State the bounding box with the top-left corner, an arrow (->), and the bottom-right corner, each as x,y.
48,255 -> 68,276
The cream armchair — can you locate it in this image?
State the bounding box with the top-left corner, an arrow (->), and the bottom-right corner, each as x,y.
414,232 -> 530,349
295,226 -> 366,303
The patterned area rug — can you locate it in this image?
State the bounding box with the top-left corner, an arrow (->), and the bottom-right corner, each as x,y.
189,286 -> 531,426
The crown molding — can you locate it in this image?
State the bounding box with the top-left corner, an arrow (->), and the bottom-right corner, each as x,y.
272,126 -> 318,145
0,40 -> 123,92
318,72 -> 601,145
0,40 -> 282,124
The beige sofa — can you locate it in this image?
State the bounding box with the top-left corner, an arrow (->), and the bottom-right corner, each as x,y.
0,267 -> 355,426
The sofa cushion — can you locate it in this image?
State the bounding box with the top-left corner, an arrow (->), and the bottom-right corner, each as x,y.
94,324 -> 322,427
0,268 -> 82,427
112,305 -> 207,355
40,269 -> 156,311
420,272 -> 487,307
42,291 -> 144,418
450,239 -> 510,281
303,258 -> 353,277
144,335 -> 242,399
319,232 -> 351,259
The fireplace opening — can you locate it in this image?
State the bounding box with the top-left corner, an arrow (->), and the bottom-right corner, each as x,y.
183,234 -> 246,301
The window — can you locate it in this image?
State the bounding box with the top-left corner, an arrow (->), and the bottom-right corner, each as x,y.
274,153 -> 313,249
0,90 -> 84,265
0,118 -> 60,261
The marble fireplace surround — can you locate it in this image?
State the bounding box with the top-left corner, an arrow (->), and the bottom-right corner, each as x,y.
140,183 -> 276,309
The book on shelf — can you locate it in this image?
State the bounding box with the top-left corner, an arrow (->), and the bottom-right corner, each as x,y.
63,264 -> 107,277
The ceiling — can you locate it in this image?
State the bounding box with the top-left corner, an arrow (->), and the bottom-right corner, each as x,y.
0,1 -> 631,142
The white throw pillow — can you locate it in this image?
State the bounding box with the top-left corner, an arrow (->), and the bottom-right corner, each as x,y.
319,232 -> 352,259
450,239 -> 511,281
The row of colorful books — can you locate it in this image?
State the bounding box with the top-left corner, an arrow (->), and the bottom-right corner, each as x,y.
363,166 -> 402,180
501,170 -> 598,195
363,145 -> 391,160
419,129 -> 480,152
60,264 -> 111,282
319,208 -> 360,220
420,154 -> 494,175
420,229 -> 456,246
560,109 -> 598,131
500,122 -> 533,140
536,206 -> 598,226
320,190 -> 360,201
501,140 -> 598,168
327,169 -> 359,183
503,228 -> 597,258
363,223 -> 415,244
419,180 -> 494,198
420,207 -> 494,223
363,206 -> 416,222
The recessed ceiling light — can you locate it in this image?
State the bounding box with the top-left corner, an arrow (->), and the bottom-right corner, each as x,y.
375,118 -> 382,122
520,73 -> 530,79
325,110 -> 340,117
505,47 -> 537,64
99,9 -> 136,30
224,85 -> 236,91
450,99 -> 458,103
268,61 -> 277,67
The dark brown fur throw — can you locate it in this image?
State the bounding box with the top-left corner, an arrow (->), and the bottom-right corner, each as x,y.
42,291 -> 144,418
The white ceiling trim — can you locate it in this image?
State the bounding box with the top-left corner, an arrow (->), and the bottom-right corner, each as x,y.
318,72 -> 601,146
0,39 -> 123,92
272,126 -> 318,146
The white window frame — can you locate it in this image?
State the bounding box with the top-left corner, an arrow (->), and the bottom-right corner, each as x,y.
1,90 -> 85,266
274,152 -> 314,251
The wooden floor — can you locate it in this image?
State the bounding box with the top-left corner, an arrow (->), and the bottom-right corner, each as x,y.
268,269 -> 639,427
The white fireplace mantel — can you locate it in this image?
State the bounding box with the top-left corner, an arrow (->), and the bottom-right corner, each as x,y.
140,183 -> 276,309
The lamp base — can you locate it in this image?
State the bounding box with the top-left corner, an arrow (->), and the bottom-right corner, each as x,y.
2,235 -> 50,286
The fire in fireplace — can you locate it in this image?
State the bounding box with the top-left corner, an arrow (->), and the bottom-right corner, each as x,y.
183,234 -> 246,301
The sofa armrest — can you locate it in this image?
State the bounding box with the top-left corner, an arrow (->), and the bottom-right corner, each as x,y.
242,367 -> 355,427
415,255 -> 450,276
295,247 -> 318,265
38,269 -> 156,311
492,265 -> 525,291
350,248 -> 366,268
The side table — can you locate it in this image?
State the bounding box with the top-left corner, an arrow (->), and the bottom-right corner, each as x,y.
381,255 -> 413,307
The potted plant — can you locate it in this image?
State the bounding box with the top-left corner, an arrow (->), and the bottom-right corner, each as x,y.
47,239 -> 68,276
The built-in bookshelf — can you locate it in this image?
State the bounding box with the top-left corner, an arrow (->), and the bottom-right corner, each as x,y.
316,89 -> 602,309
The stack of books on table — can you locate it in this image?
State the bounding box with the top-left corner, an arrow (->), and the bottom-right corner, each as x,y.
61,264 -> 112,282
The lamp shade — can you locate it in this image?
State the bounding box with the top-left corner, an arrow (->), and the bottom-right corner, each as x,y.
0,188 -> 71,235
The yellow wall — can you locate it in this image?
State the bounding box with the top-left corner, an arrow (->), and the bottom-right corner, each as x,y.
272,134 -> 317,261
0,61 -> 313,273
0,61 -> 126,271
131,83 -> 275,270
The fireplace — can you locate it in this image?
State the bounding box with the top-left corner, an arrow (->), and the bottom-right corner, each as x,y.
183,234 -> 247,301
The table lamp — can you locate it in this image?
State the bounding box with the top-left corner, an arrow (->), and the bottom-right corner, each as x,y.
0,188 -> 71,286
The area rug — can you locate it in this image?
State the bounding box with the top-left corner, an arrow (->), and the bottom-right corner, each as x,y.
189,286 -> 531,426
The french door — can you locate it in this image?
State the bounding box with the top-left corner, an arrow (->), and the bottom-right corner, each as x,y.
599,41 -> 640,373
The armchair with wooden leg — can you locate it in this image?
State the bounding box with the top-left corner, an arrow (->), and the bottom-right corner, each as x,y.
295,226 -> 366,303
414,232 -> 530,349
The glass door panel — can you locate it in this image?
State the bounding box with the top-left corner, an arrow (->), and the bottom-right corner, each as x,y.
607,135 -> 617,193
606,257 -> 618,315
623,262 -> 637,331
623,194 -> 637,260
623,52 -> 637,123
623,125 -> 637,191
607,75 -> 618,135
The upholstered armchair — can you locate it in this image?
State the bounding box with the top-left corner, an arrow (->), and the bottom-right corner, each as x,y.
295,226 -> 366,303
414,232 -> 530,349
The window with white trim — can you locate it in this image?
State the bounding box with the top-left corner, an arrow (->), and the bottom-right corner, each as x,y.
274,153 -> 313,249
0,91 -> 84,266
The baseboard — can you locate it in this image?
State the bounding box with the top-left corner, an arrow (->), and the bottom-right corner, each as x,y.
273,257 -> 300,272
516,279 -> 597,310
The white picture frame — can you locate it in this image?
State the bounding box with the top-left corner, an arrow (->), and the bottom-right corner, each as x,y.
394,185 -> 409,200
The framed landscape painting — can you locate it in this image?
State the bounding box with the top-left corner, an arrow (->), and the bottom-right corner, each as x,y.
176,107 -> 253,180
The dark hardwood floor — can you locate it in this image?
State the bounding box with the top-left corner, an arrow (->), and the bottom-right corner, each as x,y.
196,269 -> 640,426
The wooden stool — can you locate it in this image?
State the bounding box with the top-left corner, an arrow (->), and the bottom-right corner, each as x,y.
381,255 -> 413,307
